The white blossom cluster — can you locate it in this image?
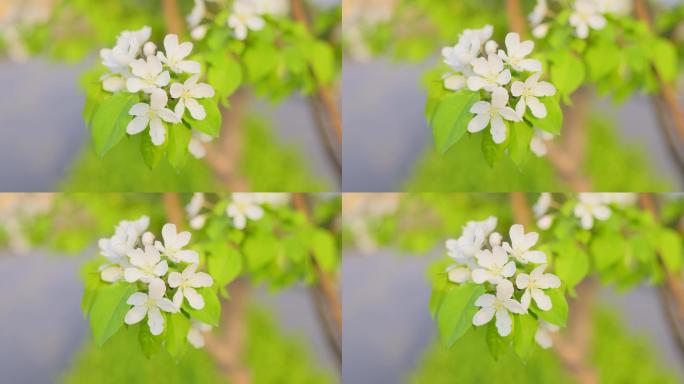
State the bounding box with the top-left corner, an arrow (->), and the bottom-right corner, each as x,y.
445,217 -> 562,344
97,215 -> 213,347
530,0 -> 631,39
188,0 -> 287,41
186,193 -> 291,230
533,192 -> 637,230
441,26 -> 557,145
99,26 -> 215,151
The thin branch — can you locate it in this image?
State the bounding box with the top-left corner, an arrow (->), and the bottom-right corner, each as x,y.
290,0 -> 343,173
291,193 -> 342,366
508,193 -> 598,384
634,0 -> 684,152
161,0 -> 186,36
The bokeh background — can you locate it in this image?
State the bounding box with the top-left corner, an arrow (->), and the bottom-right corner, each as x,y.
341,0 -> 684,191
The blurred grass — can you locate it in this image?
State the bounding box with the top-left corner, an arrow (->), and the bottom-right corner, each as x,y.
60,115 -> 327,192
408,309 -> 681,383
405,116 -> 671,192
62,307 -> 334,384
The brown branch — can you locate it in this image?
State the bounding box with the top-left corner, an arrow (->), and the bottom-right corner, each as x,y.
509,193 -> 598,384
639,194 -> 684,333
161,0 -> 186,36
204,91 -> 250,191
506,0 -> 528,37
291,193 -> 342,366
290,0 -> 342,172
657,285 -> 684,359
204,279 -> 252,384
652,96 -> 684,173
634,0 -> 684,155
163,193 -> 184,228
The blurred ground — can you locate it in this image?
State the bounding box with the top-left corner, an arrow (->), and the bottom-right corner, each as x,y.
342,249 -> 684,384
0,251 -> 337,383
0,59 -> 338,191
342,59 -> 684,191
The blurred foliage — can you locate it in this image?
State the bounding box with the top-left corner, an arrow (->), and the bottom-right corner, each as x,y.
405,116 -> 671,192
60,114 -> 327,192
408,309 -> 681,384
239,116 -> 328,191
62,307 -> 333,384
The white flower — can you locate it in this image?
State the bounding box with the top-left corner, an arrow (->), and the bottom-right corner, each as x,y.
157,34 -> 201,74
188,130 -> 213,159
468,87 -> 520,144
511,72 -> 556,118
596,0 -> 631,15
100,26 -> 151,75
515,264 -> 561,310
124,278 -> 178,336
529,0 -> 548,26
600,193 -> 637,206
446,216 -> 498,262
126,55 -> 171,93
498,32 -> 542,72
252,0 -> 289,16
187,320 -> 212,348
489,232 -> 502,247
472,246 -> 516,284
472,280 -> 526,336
97,215 -> 150,282
124,245 -> 169,283
187,0 -> 206,28
533,192 -> 555,229
142,231 -> 155,246
127,89 -> 179,146
443,73 -> 466,91
467,55 -> 512,92
251,193 -> 291,206
116,215 -> 150,239
228,1 -> 265,40
532,23 -> 550,39
574,193 -> 611,229
535,320 -> 560,349
170,74 -> 215,120
155,223 -> 200,264
226,193 -> 265,229
570,1 -> 606,39
143,42 -> 157,57
186,193 -> 205,217
441,25 -> 493,74
169,264 -> 214,309
99,263 -> 127,283
102,75 -> 126,92
530,128 -> 554,157
191,25 -> 209,41
484,40 -> 498,56
447,264 -> 472,283
502,224 -> 547,264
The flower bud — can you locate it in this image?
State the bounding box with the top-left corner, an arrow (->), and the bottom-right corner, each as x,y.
489,232 -> 502,247
484,40 -> 498,55
191,25 -> 208,41
142,231 -> 155,246
143,42 -> 157,56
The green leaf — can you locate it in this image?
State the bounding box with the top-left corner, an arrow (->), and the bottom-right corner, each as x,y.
243,43 -> 278,81
657,228 -> 682,272
436,283 -> 484,348
481,129 -> 506,167
183,289 -> 221,326
184,98 -> 222,137
243,235 -> 279,271
91,93 -> 139,156
429,91 -> 479,154
208,56 -> 242,105
509,121 -> 534,166
514,315 -> 538,360
208,246 -> 242,288
486,321 -> 510,360
310,228 -> 337,272
166,312 -> 191,357
550,51 -> 585,97
526,96 -> 563,134
554,240 -> 589,292
585,42 -> 620,81
307,41 -> 335,85
167,123 -> 192,169
140,129 -> 167,169
650,38 -> 678,83
90,282 -> 137,346
139,323 -> 162,359
534,288 -> 568,327
590,233 -> 625,271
